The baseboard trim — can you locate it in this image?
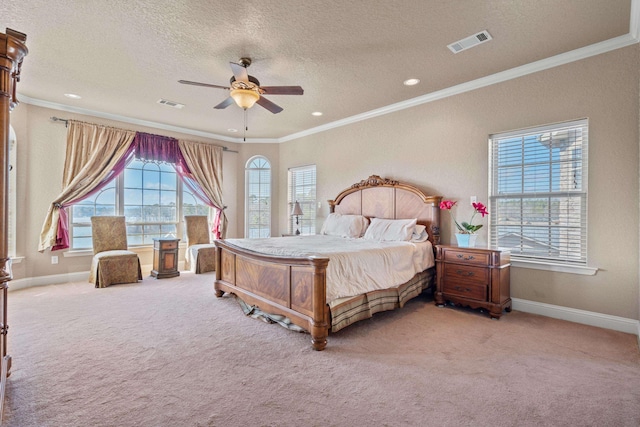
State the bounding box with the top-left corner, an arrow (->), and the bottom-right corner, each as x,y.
7,262 -> 186,292
512,298 -> 639,335
9,271 -> 91,291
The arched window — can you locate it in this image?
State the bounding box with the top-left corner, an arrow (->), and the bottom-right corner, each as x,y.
245,156 -> 271,238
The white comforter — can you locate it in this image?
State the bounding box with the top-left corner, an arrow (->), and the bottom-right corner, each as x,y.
224,235 -> 434,303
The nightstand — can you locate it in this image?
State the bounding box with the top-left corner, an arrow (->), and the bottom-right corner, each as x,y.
151,237 -> 180,279
435,245 -> 511,319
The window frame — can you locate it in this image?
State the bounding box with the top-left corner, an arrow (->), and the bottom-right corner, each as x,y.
488,119 -> 596,275
68,158 -> 210,250
245,156 -> 272,238
288,165 -> 317,235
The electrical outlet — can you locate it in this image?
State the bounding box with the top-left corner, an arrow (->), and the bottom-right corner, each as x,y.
51,256 -> 59,264
470,196 -> 477,205
318,202 -> 321,209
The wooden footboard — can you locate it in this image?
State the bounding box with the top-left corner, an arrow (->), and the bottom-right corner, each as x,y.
214,240 -> 331,351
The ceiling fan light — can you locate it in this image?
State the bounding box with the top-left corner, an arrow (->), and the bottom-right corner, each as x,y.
230,89 -> 260,109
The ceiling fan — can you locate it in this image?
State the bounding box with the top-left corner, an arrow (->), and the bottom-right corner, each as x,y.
178,57 -> 303,114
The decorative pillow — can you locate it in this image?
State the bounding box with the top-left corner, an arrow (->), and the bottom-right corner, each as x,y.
411,224 -> 429,242
363,218 -> 417,241
320,213 -> 369,238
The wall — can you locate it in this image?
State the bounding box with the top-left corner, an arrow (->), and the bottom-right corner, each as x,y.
279,45 -> 640,320
8,104 -> 243,280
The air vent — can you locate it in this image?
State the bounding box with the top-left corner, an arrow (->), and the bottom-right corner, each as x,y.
157,99 -> 185,109
447,30 -> 492,54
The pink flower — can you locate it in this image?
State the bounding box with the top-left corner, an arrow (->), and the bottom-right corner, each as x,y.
472,202 -> 489,217
439,200 -> 457,210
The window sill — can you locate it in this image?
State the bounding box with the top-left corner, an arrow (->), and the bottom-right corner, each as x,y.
63,243 -> 187,258
511,259 -> 598,276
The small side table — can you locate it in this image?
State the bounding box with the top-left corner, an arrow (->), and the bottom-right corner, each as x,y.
151,237 -> 180,279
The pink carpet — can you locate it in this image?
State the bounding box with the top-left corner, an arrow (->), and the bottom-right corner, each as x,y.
3,272 -> 639,426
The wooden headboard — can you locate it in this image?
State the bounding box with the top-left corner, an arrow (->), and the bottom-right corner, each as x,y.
328,175 -> 442,245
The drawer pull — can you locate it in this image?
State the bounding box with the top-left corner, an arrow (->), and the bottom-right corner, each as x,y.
454,286 -> 473,293
456,254 -> 475,260
455,269 -> 475,277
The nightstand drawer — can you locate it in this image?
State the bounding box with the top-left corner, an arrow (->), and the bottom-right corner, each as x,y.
158,240 -> 178,250
443,249 -> 490,265
442,280 -> 487,301
443,263 -> 489,285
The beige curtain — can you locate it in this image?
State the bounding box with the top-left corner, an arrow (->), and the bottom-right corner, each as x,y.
38,121 -> 136,252
178,140 -> 228,238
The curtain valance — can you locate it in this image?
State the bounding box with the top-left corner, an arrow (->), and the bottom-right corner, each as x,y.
133,132 -> 183,165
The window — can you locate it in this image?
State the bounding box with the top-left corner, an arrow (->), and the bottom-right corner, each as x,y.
70,159 -> 209,249
245,156 -> 271,238
489,119 -> 588,267
288,165 -> 316,235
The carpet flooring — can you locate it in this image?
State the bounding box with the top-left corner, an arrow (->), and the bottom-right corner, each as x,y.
2,272 -> 639,426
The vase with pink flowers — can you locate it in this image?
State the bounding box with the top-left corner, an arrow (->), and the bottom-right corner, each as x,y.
439,199 -> 489,247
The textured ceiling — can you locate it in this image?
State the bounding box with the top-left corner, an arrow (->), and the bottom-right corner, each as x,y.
1,0 -> 634,141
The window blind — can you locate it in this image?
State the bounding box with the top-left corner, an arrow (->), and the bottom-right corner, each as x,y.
489,119 -> 588,265
288,165 -> 316,234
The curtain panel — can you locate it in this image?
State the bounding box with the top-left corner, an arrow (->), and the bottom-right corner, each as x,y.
177,140 -> 227,238
38,121 -> 136,252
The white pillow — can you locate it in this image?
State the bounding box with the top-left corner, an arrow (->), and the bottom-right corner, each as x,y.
320,213 -> 369,238
411,224 -> 429,242
363,218 -> 417,241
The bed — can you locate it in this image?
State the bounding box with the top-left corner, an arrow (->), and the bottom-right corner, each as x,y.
214,175 -> 442,350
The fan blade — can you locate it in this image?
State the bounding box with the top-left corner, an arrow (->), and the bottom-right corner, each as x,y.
178,80 -> 229,90
260,86 -> 304,95
213,97 -> 235,109
256,96 -> 283,114
229,62 -> 249,83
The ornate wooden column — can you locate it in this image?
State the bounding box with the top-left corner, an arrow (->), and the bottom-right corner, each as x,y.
0,28 -> 28,416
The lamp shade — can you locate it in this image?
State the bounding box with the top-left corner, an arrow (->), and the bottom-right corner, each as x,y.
290,201 -> 303,216
230,88 -> 260,110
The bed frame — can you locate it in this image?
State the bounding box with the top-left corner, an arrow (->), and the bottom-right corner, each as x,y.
214,175 -> 441,350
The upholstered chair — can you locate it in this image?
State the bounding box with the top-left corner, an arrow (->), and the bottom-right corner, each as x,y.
184,215 -> 217,274
89,216 -> 142,288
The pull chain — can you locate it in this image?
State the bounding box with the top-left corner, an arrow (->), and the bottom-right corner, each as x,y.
243,109 -> 248,142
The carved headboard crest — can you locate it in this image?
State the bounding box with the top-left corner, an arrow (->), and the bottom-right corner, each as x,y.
350,175 -> 399,189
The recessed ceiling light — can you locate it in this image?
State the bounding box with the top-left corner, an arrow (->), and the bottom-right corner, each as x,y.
403,79 -> 420,86
311,112 -> 323,116
227,128 -> 238,133
64,93 -> 82,99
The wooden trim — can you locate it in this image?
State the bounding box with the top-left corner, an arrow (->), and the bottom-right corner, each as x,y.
0,28 -> 27,425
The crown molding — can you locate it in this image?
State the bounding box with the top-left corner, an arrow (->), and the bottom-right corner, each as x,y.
16,95 -> 276,144
631,0 -> 640,41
